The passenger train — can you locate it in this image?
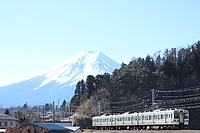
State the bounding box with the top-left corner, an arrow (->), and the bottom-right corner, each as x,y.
92,108 -> 189,130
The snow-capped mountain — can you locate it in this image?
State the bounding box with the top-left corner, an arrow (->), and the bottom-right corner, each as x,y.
0,51 -> 120,107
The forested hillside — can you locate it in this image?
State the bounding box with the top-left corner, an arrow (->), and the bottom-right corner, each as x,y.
70,41 -> 200,128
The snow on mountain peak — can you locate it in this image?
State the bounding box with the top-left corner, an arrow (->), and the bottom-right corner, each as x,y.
0,51 -> 121,106
34,51 -> 120,90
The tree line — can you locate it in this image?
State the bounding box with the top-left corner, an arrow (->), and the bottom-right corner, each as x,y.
70,41 -> 200,126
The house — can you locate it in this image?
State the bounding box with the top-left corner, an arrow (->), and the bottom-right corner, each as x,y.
17,123 -> 73,133
0,113 -> 18,129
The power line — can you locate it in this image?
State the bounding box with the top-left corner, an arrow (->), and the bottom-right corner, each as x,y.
109,86 -> 200,113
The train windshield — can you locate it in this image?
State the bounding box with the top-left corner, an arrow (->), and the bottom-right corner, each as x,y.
184,113 -> 189,119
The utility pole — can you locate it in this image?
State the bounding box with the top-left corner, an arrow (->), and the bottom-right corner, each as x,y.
98,100 -> 101,116
42,105 -> 44,122
10,106 -> 13,116
68,103 -> 71,121
152,89 -> 155,110
52,101 -> 55,124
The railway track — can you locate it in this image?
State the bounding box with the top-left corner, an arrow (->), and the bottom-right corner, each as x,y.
83,129 -> 200,133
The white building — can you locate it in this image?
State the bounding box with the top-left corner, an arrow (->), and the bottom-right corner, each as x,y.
0,113 -> 18,129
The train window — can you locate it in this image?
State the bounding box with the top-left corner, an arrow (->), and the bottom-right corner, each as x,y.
149,115 -> 152,120
174,111 -> 179,118
161,114 -> 163,119
134,116 -> 137,120
158,115 -> 160,119
126,117 -> 130,121
184,113 -> 189,119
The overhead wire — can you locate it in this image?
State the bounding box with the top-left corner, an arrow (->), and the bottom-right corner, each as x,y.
109,86 -> 200,113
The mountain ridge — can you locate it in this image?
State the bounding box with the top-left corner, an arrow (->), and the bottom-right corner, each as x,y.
0,51 -> 120,107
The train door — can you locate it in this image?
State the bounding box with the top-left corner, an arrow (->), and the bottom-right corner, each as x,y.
137,114 -> 139,127
153,114 -> 155,124
179,111 -> 184,128
165,114 -> 167,123
114,117 -> 116,126
131,116 -> 134,124
165,113 -> 170,123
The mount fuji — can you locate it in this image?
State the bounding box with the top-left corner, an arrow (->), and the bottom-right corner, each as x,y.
0,51 -> 121,107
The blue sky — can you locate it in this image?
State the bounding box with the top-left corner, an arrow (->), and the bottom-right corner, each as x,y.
0,0 -> 200,86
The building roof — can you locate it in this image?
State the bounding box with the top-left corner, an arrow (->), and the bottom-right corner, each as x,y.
66,127 -> 82,131
30,123 -> 73,131
0,129 -> 6,132
0,113 -> 18,121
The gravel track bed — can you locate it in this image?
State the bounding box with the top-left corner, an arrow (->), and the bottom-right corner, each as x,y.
83,129 -> 200,133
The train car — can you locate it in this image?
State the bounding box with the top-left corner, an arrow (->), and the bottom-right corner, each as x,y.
92,108 -> 189,130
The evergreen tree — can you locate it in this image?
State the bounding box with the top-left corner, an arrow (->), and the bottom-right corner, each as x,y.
61,100 -> 67,108
22,102 -> 28,110
86,75 -> 95,98
4,109 -> 10,115
80,79 -> 85,93
44,103 -> 51,112
75,81 -> 81,99
60,100 -> 68,118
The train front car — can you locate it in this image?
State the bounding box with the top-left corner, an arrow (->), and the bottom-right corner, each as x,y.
172,108 -> 189,128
